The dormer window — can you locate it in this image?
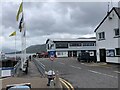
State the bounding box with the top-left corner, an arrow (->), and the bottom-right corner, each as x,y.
98,32 -> 105,40
114,28 -> 120,37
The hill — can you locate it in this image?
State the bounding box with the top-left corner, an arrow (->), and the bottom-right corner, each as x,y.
2,47 -> 18,53
6,44 -> 46,54
26,44 -> 46,53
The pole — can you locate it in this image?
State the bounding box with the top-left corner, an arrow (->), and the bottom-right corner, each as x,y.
21,0 -> 27,71
21,26 -> 23,70
15,33 -> 16,61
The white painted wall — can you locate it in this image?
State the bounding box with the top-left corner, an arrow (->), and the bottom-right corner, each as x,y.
47,39 -> 96,57
46,39 -> 55,51
96,10 -> 120,63
56,51 -> 68,57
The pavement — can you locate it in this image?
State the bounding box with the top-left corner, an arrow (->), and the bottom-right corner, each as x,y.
1,60 -> 63,89
2,77 -> 48,89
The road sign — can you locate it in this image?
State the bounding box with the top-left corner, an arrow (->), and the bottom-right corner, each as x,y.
49,51 -> 55,61
50,56 -> 55,61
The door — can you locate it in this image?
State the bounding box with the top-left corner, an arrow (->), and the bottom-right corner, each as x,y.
68,51 -> 72,57
99,49 -> 106,62
73,51 -> 77,57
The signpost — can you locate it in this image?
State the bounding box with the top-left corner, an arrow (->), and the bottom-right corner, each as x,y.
49,51 -> 55,61
49,51 -> 55,75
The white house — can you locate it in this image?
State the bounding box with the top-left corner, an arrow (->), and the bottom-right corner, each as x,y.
94,7 -> 120,64
46,38 -> 96,59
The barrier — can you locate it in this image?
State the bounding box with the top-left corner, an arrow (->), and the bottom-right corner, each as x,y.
12,60 -> 21,76
33,58 -> 45,77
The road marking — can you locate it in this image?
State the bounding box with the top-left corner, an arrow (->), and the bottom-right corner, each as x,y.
60,78 -> 74,90
88,70 -> 118,79
59,62 -> 65,65
60,78 -> 70,90
114,71 -> 120,74
45,71 -> 48,74
81,63 -> 84,64
70,65 -> 81,70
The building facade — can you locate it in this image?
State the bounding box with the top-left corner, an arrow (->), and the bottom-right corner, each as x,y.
46,38 -> 96,58
95,7 -> 120,64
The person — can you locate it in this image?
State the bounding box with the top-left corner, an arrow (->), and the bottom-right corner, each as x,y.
47,70 -> 55,86
29,55 -> 31,61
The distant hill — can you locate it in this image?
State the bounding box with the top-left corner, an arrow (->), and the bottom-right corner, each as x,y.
6,44 -> 46,54
2,47 -> 18,53
26,44 -> 46,53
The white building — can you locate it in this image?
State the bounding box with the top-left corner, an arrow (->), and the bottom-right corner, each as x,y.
94,7 -> 120,64
46,38 -> 96,59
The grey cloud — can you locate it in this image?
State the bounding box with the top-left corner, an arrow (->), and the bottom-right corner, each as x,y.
1,2 -> 118,50
24,2 -> 108,37
2,2 -> 18,29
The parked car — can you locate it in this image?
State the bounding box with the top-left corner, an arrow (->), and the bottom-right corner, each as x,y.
77,52 -> 90,62
77,52 -> 97,63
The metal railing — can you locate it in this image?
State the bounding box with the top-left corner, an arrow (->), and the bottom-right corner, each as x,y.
33,58 -> 45,77
12,60 -> 21,76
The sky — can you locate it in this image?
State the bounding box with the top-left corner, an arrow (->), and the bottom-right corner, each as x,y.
0,0 -> 119,52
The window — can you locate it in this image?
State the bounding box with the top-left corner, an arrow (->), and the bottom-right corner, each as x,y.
114,28 -> 120,36
106,49 -> 115,57
56,42 -> 68,48
98,32 -> 105,40
115,48 -> 120,56
69,42 -> 82,46
82,42 -> 95,46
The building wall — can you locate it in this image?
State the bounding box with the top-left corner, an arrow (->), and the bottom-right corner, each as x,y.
56,51 -> 68,57
118,3 -> 120,64
46,39 -> 55,51
96,10 -> 119,63
47,39 -> 96,57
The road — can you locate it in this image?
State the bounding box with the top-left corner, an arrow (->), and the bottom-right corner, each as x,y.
36,57 -> 119,88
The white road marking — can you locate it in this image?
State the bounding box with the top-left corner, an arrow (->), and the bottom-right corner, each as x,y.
59,62 -> 65,65
114,71 -> 120,74
88,70 -> 118,79
81,63 -> 84,64
70,65 -> 82,70
45,71 -> 48,74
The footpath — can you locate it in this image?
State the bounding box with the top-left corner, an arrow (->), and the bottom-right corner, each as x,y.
1,60 -> 62,89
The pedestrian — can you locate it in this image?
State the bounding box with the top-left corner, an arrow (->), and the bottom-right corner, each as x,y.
29,55 -> 31,61
47,70 -> 55,86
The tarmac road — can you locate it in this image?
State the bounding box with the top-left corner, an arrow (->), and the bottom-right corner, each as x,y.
36,57 -> 119,88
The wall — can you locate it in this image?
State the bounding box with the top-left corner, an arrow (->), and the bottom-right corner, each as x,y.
56,51 -> 68,57
96,10 -> 119,63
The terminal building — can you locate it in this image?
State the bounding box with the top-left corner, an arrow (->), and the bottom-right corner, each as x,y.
46,38 -> 96,58
95,7 -> 120,64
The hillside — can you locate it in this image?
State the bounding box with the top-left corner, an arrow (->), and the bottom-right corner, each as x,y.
6,44 -> 46,54
26,44 -> 46,53
2,47 -> 18,53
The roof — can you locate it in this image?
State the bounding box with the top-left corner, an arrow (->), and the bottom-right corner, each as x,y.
94,7 -> 120,32
46,38 -> 96,44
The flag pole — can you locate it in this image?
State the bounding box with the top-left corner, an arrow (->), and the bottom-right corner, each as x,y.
15,32 -> 16,61
20,1 -> 24,71
21,0 -> 27,71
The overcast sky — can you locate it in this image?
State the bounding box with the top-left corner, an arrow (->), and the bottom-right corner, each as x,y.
0,1 -> 118,52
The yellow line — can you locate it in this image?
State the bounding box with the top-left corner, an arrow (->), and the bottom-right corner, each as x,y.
61,78 -> 74,90
60,78 -> 74,90
60,78 -> 70,90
